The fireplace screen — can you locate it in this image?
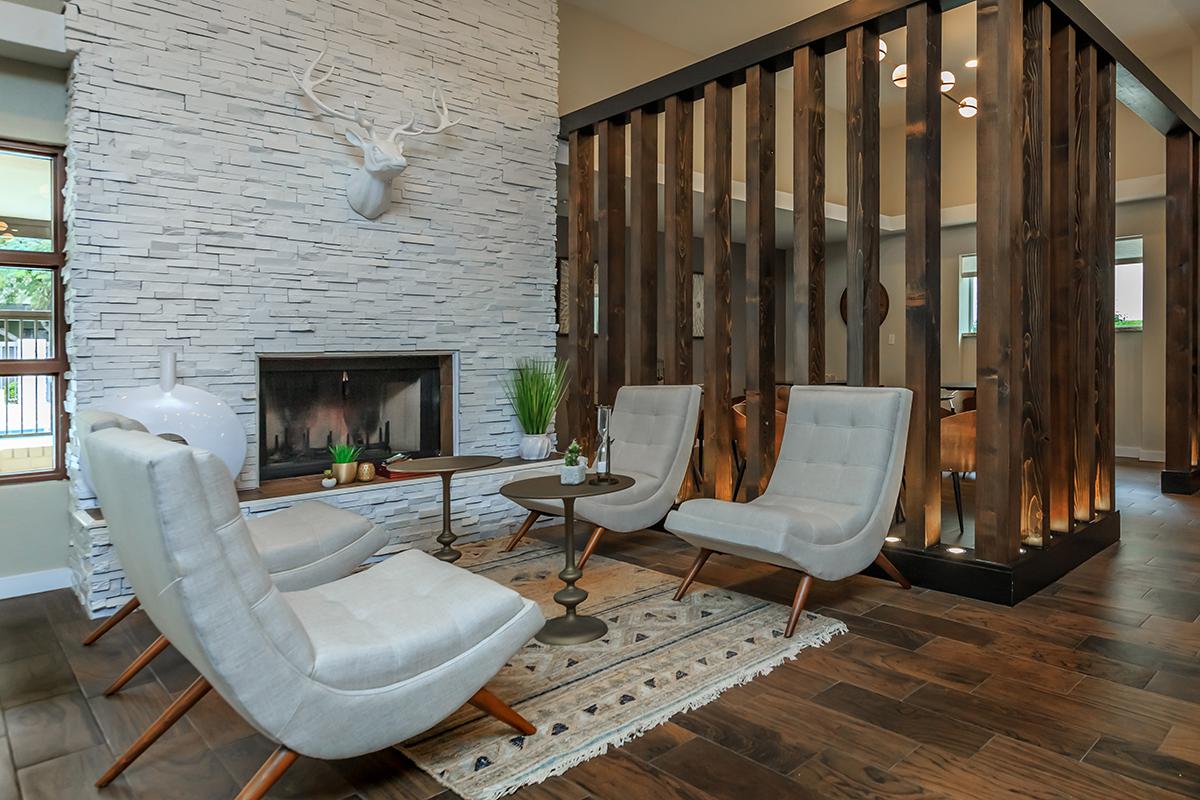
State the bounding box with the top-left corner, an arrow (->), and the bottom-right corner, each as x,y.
259,354 -> 450,480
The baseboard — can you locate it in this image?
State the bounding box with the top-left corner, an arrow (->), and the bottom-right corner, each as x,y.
0,567 -> 74,600
1116,446 -> 1165,463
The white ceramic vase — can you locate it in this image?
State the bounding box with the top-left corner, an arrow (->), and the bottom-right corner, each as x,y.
560,457 -> 588,486
518,433 -> 553,461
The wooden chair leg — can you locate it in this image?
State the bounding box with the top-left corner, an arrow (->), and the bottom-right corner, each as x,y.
503,511 -> 542,552
468,687 -> 536,735
95,676 -> 211,787
874,552 -> 912,590
673,548 -> 713,601
784,574 -> 815,638
82,596 -> 140,646
576,526 -> 606,570
104,634 -> 169,696
235,745 -> 299,800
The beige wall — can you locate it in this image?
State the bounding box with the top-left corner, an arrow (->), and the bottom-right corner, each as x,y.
0,56 -> 69,583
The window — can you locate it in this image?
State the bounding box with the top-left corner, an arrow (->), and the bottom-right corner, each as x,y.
959,254 -> 978,336
1114,235 -> 1144,330
959,237 -> 1145,337
0,140 -> 66,483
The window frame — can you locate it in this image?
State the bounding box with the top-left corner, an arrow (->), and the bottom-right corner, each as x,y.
1113,235 -> 1144,332
0,138 -> 68,485
959,253 -> 978,338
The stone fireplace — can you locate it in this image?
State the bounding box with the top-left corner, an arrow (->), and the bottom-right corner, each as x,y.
258,353 -> 456,481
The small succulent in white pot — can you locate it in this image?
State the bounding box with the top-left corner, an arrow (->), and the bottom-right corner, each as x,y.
321,469 -> 337,489
560,439 -> 588,485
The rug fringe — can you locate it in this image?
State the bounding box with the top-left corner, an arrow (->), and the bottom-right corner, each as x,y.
422,617 -> 848,800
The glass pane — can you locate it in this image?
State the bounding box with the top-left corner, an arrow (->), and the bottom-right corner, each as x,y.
0,374 -> 56,475
960,253 -> 977,278
1115,235 -> 1143,263
0,150 -> 54,253
0,267 -> 54,359
1115,262 -> 1144,329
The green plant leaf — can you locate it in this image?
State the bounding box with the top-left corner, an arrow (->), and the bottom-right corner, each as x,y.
502,358 -> 569,435
329,443 -> 363,463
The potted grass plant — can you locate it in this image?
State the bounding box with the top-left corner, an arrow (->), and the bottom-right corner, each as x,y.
329,443 -> 363,485
503,358 -> 569,460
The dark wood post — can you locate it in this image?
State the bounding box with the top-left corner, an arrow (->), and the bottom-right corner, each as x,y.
703,80 -> 734,500
567,128 -> 596,455
629,107 -> 659,386
846,26 -> 881,388
664,96 -> 694,386
1094,57 -> 1117,511
794,47 -> 826,386
745,63 -> 777,499
1072,42 -> 1098,523
597,119 -> 626,406
903,1 -> 942,549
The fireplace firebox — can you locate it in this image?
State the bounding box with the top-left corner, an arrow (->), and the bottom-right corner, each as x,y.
258,353 -> 455,481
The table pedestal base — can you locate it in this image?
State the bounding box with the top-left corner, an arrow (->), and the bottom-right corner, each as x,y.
433,473 -> 461,563
535,614 -> 607,645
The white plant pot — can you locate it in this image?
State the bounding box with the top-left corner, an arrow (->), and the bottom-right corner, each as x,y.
519,433 -> 553,460
321,477 -> 337,489
560,460 -> 588,486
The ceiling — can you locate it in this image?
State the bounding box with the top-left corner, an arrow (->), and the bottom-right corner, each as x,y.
563,0 -> 1200,114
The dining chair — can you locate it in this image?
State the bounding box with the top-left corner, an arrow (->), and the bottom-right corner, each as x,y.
941,410 -> 977,534
85,428 -> 542,798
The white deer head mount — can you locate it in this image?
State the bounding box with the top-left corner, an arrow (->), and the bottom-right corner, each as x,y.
291,47 -> 461,220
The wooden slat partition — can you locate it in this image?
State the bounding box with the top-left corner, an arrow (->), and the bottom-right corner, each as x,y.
1094,57 -> 1117,511
903,1 -> 942,549
597,119 -> 626,406
793,47 -> 826,386
1164,129 -> 1198,479
567,129 -> 596,455
1048,19 -> 1076,532
845,26 -> 881,388
976,0 -> 1025,564
629,108 -> 658,386
663,96 -> 694,386
703,80 -> 734,500
1072,42 -> 1098,522
744,64 -> 777,499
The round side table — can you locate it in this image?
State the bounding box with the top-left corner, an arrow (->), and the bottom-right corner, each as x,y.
385,455 -> 502,562
500,473 -> 635,645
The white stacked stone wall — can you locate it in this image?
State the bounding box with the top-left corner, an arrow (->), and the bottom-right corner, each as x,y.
61,0 -> 560,613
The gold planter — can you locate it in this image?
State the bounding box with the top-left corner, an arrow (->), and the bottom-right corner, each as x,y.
356,462 -> 376,482
331,462 -> 358,485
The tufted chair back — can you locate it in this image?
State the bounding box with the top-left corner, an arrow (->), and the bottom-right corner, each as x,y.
610,385 -> 701,484
84,428 -> 315,738
767,386 -> 911,546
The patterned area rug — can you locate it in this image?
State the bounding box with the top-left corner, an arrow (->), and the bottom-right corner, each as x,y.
398,537 -> 847,799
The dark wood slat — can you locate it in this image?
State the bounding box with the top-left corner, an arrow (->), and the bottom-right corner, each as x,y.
567,128 -> 597,456
744,63 -> 776,500
597,119 -> 627,406
1048,20 -> 1077,533
1018,1 -> 1052,547
903,1 -> 942,549
628,108 -> 659,386
1072,42 -> 1098,522
975,0 -> 1025,565
1164,130 -> 1197,475
793,47 -> 826,386
1094,57 -> 1117,511
845,25 -> 880,388
663,96 -> 694,386
703,80 -> 734,500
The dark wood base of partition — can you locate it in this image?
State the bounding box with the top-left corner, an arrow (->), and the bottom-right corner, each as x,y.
1161,468 -> 1200,495
868,512 -> 1120,605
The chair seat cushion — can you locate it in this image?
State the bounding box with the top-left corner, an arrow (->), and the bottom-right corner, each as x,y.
284,549 -> 531,691
248,501 -> 377,578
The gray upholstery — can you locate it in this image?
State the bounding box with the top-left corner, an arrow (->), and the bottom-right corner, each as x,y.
85,429 -> 543,759
76,409 -> 387,593
517,385 -> 701,532
666,386 -> 912,581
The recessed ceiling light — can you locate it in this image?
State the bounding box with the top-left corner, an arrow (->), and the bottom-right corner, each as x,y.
878,40 -> 888,62
940,70 -> 957,93
958,96 -> 979,118
946,546 -> 967,555
891,64 -> 908,88
965,57 -> 979,68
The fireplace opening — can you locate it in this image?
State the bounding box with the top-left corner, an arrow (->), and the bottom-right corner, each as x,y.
258,353 -> 454,481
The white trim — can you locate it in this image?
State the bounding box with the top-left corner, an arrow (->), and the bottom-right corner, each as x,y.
0,567 -> 73,600
1116,445 -> 1166,463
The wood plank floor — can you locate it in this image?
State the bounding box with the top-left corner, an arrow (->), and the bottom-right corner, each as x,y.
2,460 -> 1198,799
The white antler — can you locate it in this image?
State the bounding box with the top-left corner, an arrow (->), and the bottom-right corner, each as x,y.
388,84 -> 461,144
292,47 -> 375,139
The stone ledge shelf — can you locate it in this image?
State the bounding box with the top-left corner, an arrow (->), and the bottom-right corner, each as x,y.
69,455 -> 560,619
